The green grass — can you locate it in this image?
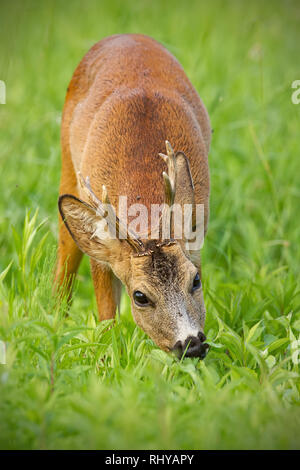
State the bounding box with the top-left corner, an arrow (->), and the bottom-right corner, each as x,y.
0,0 -> 300,450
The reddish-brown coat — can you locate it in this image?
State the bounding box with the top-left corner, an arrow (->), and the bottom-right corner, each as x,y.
56,34 -> 211,320
62,34 -> 210,219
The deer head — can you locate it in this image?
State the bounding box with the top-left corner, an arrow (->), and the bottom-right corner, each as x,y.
59,142 -> 209,359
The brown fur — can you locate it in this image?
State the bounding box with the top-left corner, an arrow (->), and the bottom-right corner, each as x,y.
55,34 -> 211,352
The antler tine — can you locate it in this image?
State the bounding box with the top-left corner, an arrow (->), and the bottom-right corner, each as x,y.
158,140 -> 178,240
165,140 -> 174,158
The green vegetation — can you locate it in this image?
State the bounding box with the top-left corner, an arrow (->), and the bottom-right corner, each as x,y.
0,0 -> 300,449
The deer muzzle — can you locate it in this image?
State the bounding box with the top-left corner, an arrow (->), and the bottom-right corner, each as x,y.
172,332 -> 209,359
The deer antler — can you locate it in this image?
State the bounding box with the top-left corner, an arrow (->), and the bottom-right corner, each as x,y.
158,140 -> 176,239
159,140 -> 176,206
77,171 -> 145,254
158,140 -> 195,241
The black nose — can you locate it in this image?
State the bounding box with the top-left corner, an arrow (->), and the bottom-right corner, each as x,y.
172,332 -> 209,359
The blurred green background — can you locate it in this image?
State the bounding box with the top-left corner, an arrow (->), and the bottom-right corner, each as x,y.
0,0 -> 300,449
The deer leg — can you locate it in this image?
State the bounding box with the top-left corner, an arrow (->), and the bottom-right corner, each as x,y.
54,154 -> 83,301
90,259 -> 122,320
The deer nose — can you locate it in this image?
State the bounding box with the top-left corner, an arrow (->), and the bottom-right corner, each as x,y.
172,332 -> 209,359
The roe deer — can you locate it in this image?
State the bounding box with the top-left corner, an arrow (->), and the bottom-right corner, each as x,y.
55,34 -> 211,358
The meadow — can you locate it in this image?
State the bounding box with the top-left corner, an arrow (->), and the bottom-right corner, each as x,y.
0,0 -> 300,449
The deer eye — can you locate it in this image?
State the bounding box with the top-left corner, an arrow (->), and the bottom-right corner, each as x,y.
192,272 -> 201,292
133,290 -> 150,307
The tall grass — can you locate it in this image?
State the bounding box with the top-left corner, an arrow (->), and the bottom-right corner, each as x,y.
0,0 -> 300,449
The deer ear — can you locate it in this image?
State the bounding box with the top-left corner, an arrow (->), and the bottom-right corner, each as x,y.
58,194 -> 121,263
